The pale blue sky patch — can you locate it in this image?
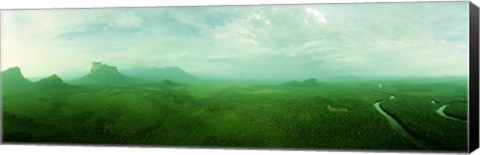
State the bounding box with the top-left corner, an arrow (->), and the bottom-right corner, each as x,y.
1,2 -> 470,80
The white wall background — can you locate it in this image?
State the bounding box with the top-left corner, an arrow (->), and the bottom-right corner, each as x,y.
0,0 -> 478,155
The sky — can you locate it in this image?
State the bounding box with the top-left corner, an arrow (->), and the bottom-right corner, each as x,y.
0,2 -> 470,80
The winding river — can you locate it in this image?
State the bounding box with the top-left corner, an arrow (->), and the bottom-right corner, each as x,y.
435,104 -> 467,122
373,97 -> 433,150
372,91 -> 467,150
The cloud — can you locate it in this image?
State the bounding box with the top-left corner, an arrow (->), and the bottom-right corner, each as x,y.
1,2 -> 470,79
305,7 -> 328,24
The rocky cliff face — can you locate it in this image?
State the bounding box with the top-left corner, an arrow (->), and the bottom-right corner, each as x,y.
74,62 -> 139,85
90,62 -> 120,75
2,67 -> 27,80
1,67 -> 34,92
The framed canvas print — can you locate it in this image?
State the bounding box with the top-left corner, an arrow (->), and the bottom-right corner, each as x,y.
1,1 -> 479,154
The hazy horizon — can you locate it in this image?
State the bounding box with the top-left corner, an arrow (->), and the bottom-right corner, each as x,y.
4,63 -> 470,82
1,2 -> 470,80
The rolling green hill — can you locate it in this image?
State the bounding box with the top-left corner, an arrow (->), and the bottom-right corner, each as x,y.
30,74 -> 86,96
35,74 -> 70,88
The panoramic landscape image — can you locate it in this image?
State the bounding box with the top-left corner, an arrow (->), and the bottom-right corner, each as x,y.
1,2 -> 470,151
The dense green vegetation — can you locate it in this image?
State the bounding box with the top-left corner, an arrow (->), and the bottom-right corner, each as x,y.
378,79 -> 468,151
443,103 -> 468,120
1,66 -> 469,151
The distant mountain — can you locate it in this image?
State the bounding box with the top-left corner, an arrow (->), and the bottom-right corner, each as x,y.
1,67 -> 33,92
29,74 -> 82,95
120,66 -> 197,82
35,74 -> 71,88
151,79 -> 181,87
280,78 -> 326,88
72,62 -> 140,85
